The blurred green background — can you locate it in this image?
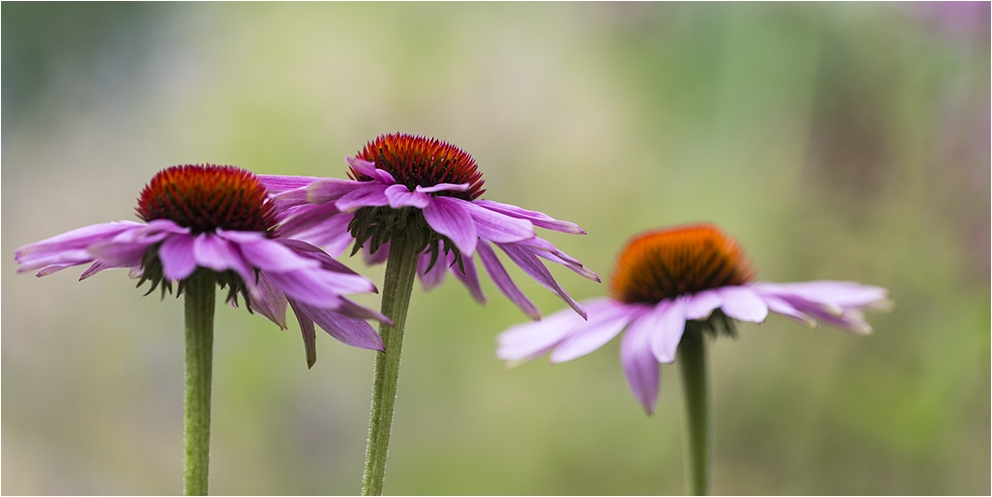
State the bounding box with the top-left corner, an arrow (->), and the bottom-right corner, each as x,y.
2,2 -> 989,495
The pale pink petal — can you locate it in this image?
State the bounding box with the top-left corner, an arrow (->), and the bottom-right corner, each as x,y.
717,286 -> 768,322
15,221 -> 142,273
236,237 -> 319,273
683,290 -> 723,320
647,299 -> 687,363
496,306 -> 587,362
477,240 -> 541,320
620,314 -> 661,414
422,196 -> 478,256
385,184 -> 431,209
158,234 -> 197,281
550,299 -> 641,363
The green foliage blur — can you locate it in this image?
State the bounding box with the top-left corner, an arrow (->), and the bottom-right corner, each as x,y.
2,3 -> 988,495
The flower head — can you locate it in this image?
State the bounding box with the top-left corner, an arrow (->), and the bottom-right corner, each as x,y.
16,164 -> 388,367
262,133 -> 600,320
497,223 -> 892,414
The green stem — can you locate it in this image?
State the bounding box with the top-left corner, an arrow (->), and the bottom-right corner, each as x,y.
184,270 -> 215,496
678,327 -> 711,496
362,236 -> 419,496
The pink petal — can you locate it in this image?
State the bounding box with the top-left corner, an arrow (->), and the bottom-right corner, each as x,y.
498,242 -> 586,318
683,290 -> 722,320
473,199 -> 586,234
158,234 -> 197,281
451,254 -> 487,304
417,183 -> 470,194
249,272 -> 289,329
620,315 -> 661,415
258,174 -> 319,193
717,286 -> 768,322
346,156 -> 396,184
236,236 -> 319,273
477,240 -> 541,320
463,202 -> 534,244
417,250 -> 450,291
422,196 -> 478,256
550,299 -> 640,363
288,299 -> 318,368
496,307 -> 586,362
334,183 -> 391,212
647,299 -> 687,363
385,184 -> 431,209
292,299 -> 386,352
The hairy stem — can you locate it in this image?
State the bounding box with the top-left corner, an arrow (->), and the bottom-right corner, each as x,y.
362,236 -> 419,495
184,270 -> 215,495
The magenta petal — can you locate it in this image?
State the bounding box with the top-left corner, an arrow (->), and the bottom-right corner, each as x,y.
761,294 -> 816,328
477,240 -> 541,320
293,299 -> 386,352
473,199 -> 586,234
385,184 -> 431,209
463,202 -> 534,244
249,272 -> 289,329
496,307 -> 585,362
620,314 -> 660,415
158,234 -> 197,281
277,239 -> 363,276
363,242 -> 390,265
305,178 -> 365,205
288,299 -> 318,368
646,299 -> 686,363
417,251 -> 450,291
451,253 -> 487,304
718,286 -> 768,322
265,268 -> 375,307
79,260 -> 132,280
550,299 -> 638,363
258,174 -> 319,193
683,290 -> 722,320
346,156 -> 396,184
335,183 -> 391,212
236,237 -> 319,273
422,196 -> 478,256
498,242 -> 586,319
15,221 -> 143,274
417,183 -> 470,194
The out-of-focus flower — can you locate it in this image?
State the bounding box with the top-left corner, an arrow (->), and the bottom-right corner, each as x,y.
15,164 -> 387,366
497,223 -> 892,413
261,133 -> 600,320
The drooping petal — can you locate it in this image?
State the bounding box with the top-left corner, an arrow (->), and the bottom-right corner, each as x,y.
498,242 -> 586,319
157,233 -> 197,281
620,313 -> 661,414
265,268 -> 376,308
550,299 -> 640,363
451,253 -> 487,304
249,272 -> 289,329
79,260 -> 132,280
717,286 -> 768,322
422,196 -> 478,256
276,238 -> 365,277
461,201 -> 534,244
363,242 -> 391,265
292,299 -> 386,352
646,299 -> 687,364
476,240 -> 541,320
753,281 -> 891,312
288,298 -> 318,368
473,199 -> 586,234
760,293 -> 817,328
385,184 -> 431,209
496,306 -> 587,362
417,250 -> 450,291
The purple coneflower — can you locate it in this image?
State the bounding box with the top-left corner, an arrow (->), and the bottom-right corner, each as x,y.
262,133 -> 599,321
497,223 -> 891,494
15,164 -> 387,495
262,133 -> 598,495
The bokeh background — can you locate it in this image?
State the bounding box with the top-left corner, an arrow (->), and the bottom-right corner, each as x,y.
3,2 -> 989,495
